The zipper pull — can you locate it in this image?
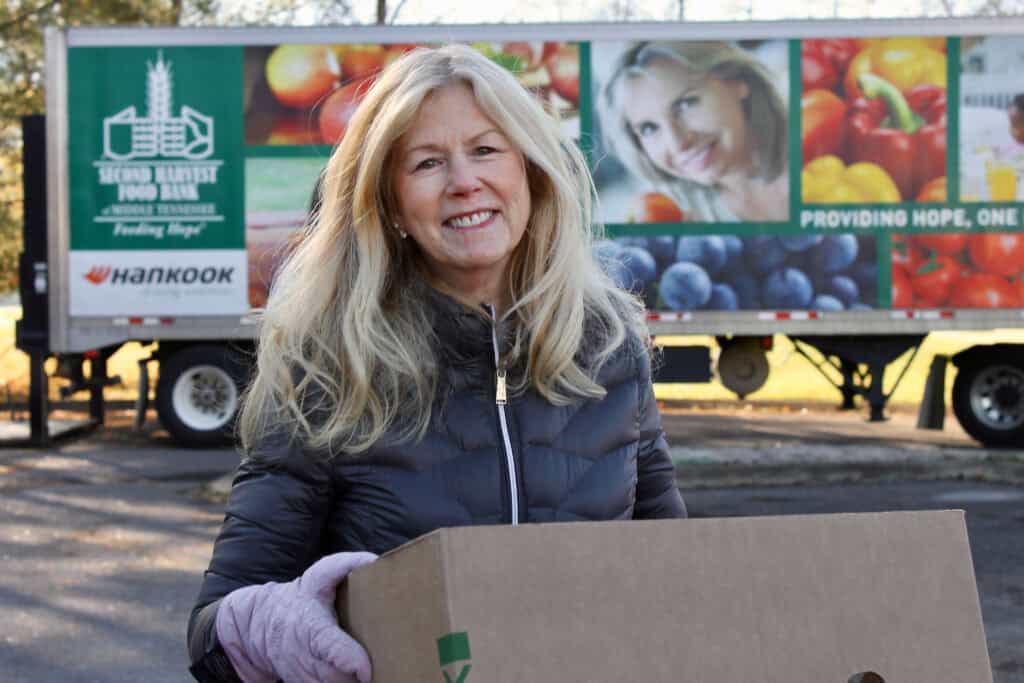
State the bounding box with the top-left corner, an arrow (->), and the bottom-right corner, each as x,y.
495,368 -> 507,405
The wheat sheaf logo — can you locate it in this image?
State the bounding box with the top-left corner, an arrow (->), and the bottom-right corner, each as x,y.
83,265 -> 112,285
102,51 -> 214,161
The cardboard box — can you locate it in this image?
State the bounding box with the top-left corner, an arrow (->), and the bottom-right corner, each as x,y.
338,511 -> 992,682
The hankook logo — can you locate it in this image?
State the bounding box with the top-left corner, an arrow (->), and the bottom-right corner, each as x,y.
84,265 -> 112,284
82,265 -> 235,286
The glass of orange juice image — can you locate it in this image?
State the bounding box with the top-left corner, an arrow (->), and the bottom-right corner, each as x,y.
986,158 -> 1018,201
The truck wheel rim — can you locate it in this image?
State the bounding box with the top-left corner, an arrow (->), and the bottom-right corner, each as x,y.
171,365 -> 238,432
969,364 -> 1024,432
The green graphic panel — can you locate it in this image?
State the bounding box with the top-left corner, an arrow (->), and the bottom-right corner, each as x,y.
68,46 -> 245,250
437,631 -> 471,667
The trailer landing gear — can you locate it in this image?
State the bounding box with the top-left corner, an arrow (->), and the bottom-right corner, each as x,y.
790,335 -> 925,422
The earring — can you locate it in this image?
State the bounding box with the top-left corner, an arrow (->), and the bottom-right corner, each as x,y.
394,223 -> 408,239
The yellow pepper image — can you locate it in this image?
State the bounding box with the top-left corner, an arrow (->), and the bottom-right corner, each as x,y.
844,37 -> 947,97
802,155 -> 902,203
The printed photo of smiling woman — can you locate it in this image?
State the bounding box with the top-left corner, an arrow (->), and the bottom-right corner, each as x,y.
596,40 -> 789,223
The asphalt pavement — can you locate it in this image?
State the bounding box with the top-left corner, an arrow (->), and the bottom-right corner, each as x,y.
0,403 -> 1021,682
660,399 -> 1024,488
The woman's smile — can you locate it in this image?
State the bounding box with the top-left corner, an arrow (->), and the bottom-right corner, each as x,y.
672,139 -> 717,176
444,209 -> 498,230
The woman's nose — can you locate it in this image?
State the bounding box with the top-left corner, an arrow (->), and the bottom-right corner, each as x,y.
668,120 -> 695,154
446,156 -> 482,195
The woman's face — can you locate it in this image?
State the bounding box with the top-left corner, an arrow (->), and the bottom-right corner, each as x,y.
620,56 -> 752,186
391,82 -> 531,303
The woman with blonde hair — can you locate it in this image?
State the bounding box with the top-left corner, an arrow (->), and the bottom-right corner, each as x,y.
599,40 -> 789,222
187,43 -> 685,683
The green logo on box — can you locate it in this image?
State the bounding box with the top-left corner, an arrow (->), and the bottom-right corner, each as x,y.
437,631 -> 471,683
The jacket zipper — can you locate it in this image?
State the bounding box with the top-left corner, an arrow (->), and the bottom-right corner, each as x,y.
486,305 -> 519,525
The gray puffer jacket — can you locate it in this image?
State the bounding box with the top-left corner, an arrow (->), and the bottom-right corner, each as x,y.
187,288 -> 686,681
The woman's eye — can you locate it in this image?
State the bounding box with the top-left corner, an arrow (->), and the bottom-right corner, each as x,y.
636,122 -> 658,138
474,145 -> 498,156
675,95 -> 701,112
414,158 -> 441,171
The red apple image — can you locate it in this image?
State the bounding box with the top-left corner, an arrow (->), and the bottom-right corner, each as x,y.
265,113 -> 321,145
335,44 -> 389,81
385,43 -> 419,64
319,78 -> 374,145
544,43 -> 579,106
265,44 -> 340,109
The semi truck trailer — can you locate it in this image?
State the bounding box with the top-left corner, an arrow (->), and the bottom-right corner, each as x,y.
18,18 -> 1024,447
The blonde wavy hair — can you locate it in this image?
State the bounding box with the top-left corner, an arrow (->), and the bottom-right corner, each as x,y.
239,44 -> 646,456
599,41 -> 788,187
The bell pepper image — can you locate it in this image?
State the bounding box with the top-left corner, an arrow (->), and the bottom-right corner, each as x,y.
846,73 -> 946,200
802,89 -> 847,162
843,37 -> 946,99
802,155 -> 901,203
801,38 -> 863,91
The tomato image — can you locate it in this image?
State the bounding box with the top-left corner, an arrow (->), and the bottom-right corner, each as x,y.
949,273 -> 1020,308
968,233 -> 1024,277
891,266 -> 913,308
891,234 -> 925,271
636,192 -> 686,223
1013,276 -> 1024,305
913,233 -> 968,256
910,254 -> 960,306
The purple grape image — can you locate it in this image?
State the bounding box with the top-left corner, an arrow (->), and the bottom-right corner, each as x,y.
810,294 -> 844,311
660,262 -> 712,310
618,246 -> 657,292
778,235 -> 824,252
743,235 -> 789,274
707,283 -> 739,311
823,275 -> 859,307
606,233 -> 877,312
593,239 -> 622,266
721,235 -> 744,273
727,272 -> 761,309
814,234 -> 859,273
763,267 -> 814,309
676,236 -> 728,276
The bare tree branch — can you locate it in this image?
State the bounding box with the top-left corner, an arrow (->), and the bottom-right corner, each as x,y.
388,0 -> 411,23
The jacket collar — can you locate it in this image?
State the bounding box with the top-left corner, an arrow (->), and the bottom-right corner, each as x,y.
424,285 -> 510,365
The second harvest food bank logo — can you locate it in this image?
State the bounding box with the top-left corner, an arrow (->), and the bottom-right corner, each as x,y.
88,49 -> 227,248
103,51 -> 213,161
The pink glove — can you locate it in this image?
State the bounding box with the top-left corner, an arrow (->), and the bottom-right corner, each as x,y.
215,551 -> 378,683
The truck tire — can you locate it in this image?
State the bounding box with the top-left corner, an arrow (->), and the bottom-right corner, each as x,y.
156,345 -> 246,448
951,359 -> 1024,448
